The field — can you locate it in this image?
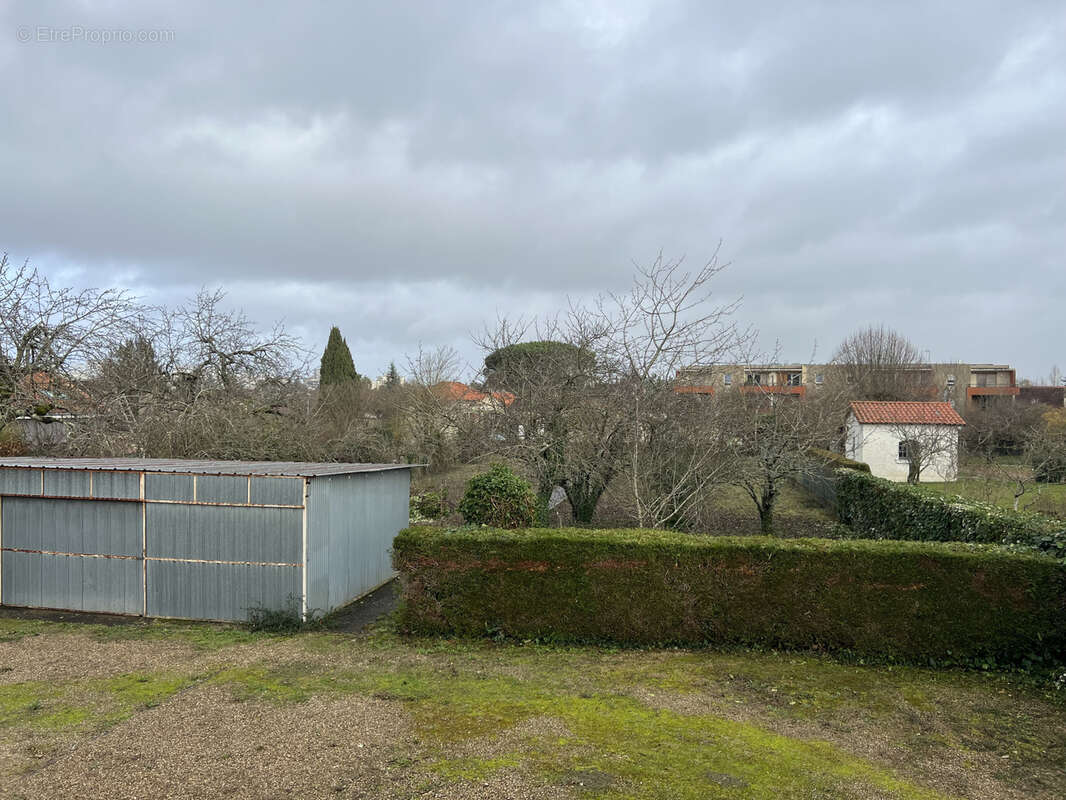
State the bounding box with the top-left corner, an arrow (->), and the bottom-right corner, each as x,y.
922,461 -> 1066,520
414,464 -> 837,535
1,614 -> 1063,799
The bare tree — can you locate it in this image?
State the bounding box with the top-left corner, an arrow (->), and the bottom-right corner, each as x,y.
888,421 -> 960,484
723,390 -> 843,533
0,253 -> 141,427
974,408 -> 1066,508
165,288 -> 302,391
627,391 -> 737,529
70,289 -> 308,459
399,345 -> 492,471
832,325 -> 929,401
478,250 -> 750,526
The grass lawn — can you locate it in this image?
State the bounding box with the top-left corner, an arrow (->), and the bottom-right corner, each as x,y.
416,464 -> 837,535
688,481 -> 837,536
1,615 -> 1062,799
922,464 -> 1066,520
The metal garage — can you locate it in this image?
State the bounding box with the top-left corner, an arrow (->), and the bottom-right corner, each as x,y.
0,458 -> 412,621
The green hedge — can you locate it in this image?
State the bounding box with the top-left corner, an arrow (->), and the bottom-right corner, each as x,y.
836,470 -> 1066,559
808,448 -> 871,473
393,526 -> 1066,664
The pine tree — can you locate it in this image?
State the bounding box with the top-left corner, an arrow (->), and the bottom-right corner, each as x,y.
319,326 -> 359,386
385,361 -> 400,388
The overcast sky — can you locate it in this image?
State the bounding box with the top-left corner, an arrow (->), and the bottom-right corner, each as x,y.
2,1 -> 1063,381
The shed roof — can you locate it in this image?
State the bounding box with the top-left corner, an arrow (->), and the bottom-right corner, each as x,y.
0,458 -> 416,478
849,401 -> 966,426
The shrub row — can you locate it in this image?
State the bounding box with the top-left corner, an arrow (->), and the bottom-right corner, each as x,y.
393,526 -> 1066,664
836,470 -> 1066,559
808,447 -> 871,473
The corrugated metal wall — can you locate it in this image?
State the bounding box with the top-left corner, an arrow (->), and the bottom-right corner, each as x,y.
0,466 -> 409,621
305,469 -> 409,614
0,496 -> 142,614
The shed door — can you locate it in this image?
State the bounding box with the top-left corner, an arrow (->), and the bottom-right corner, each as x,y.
0,497 -> 143,614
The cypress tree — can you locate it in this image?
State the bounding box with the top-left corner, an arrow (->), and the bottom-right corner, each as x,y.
385,361 -> 400,388
319,326 -> 359,386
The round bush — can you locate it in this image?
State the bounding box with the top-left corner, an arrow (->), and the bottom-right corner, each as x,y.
458,465 -> 538,528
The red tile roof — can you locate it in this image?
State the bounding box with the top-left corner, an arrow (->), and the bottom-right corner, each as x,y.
849,401 -> 966,426
432,381 -> 515,406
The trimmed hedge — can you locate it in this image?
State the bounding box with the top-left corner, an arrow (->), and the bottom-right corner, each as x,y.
393,526 -> 1066,664
836,470 -> 1066,559
808,448 -> 871,473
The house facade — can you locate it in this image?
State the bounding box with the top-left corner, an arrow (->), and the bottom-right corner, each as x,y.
844,401 -> 965,482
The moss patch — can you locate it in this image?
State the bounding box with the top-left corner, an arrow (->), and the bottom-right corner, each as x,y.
0,672 -> 192,732
210,661 -> 949,799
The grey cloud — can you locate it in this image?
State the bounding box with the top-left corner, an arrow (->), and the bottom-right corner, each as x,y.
1,0 -> 1064,379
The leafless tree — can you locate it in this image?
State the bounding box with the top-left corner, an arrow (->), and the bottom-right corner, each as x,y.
722,390 -> 843,533
69,288 -> 308,459
888,422 -> 960,484
164,288 -> 303,392
832,325 -> 929,401
399,345 -> 492,471
968,407 -> 1066,508
0,253 -> 141,427
477,250 -> 751,526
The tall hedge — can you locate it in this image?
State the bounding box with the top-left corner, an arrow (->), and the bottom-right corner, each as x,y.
394,526 -> 1066,664
808,448 -> 871,473
836,470 -> 1066,559
319,326 -> 359,386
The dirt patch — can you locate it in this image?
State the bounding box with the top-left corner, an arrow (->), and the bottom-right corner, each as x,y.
6,685 -> 413,799
0,633 -> 234,685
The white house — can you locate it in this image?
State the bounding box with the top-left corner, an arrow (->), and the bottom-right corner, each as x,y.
844,401 -> 965,483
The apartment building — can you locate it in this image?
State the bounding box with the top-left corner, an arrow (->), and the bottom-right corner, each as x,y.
676,362 -> 1017,410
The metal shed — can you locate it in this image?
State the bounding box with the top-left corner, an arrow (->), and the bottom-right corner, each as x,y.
0,458 -> 412,621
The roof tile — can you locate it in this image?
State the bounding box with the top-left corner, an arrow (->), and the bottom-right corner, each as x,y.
849,401 -> 966,426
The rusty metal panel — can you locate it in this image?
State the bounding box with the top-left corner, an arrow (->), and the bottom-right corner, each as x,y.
145,473 -> 194,502
195,475 -> 248,504
145,504 -> 301,564
146,561 -> 300,621
305,469 -> 409,614
0,468 -> 42,496
43,469 -> 91,498
250,477 -> 303,506
1,551 -> 142,614
2,497 -> 141,556
90,470 -> 140,500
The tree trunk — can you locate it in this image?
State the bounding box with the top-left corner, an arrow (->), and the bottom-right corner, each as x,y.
907,463 -> 920,484
566,475 -> 606,525
758,480 -> 776,535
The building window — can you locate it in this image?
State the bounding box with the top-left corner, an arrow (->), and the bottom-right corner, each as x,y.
815,373 -> 824,385
946,374 -> 956,388
786,372 -> 802,387
745,372 -> 761,386
898,440 -> 914,460
723,374 -> 732,386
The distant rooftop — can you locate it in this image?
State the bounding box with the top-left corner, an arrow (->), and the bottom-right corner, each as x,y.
0,458 -> 416,478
